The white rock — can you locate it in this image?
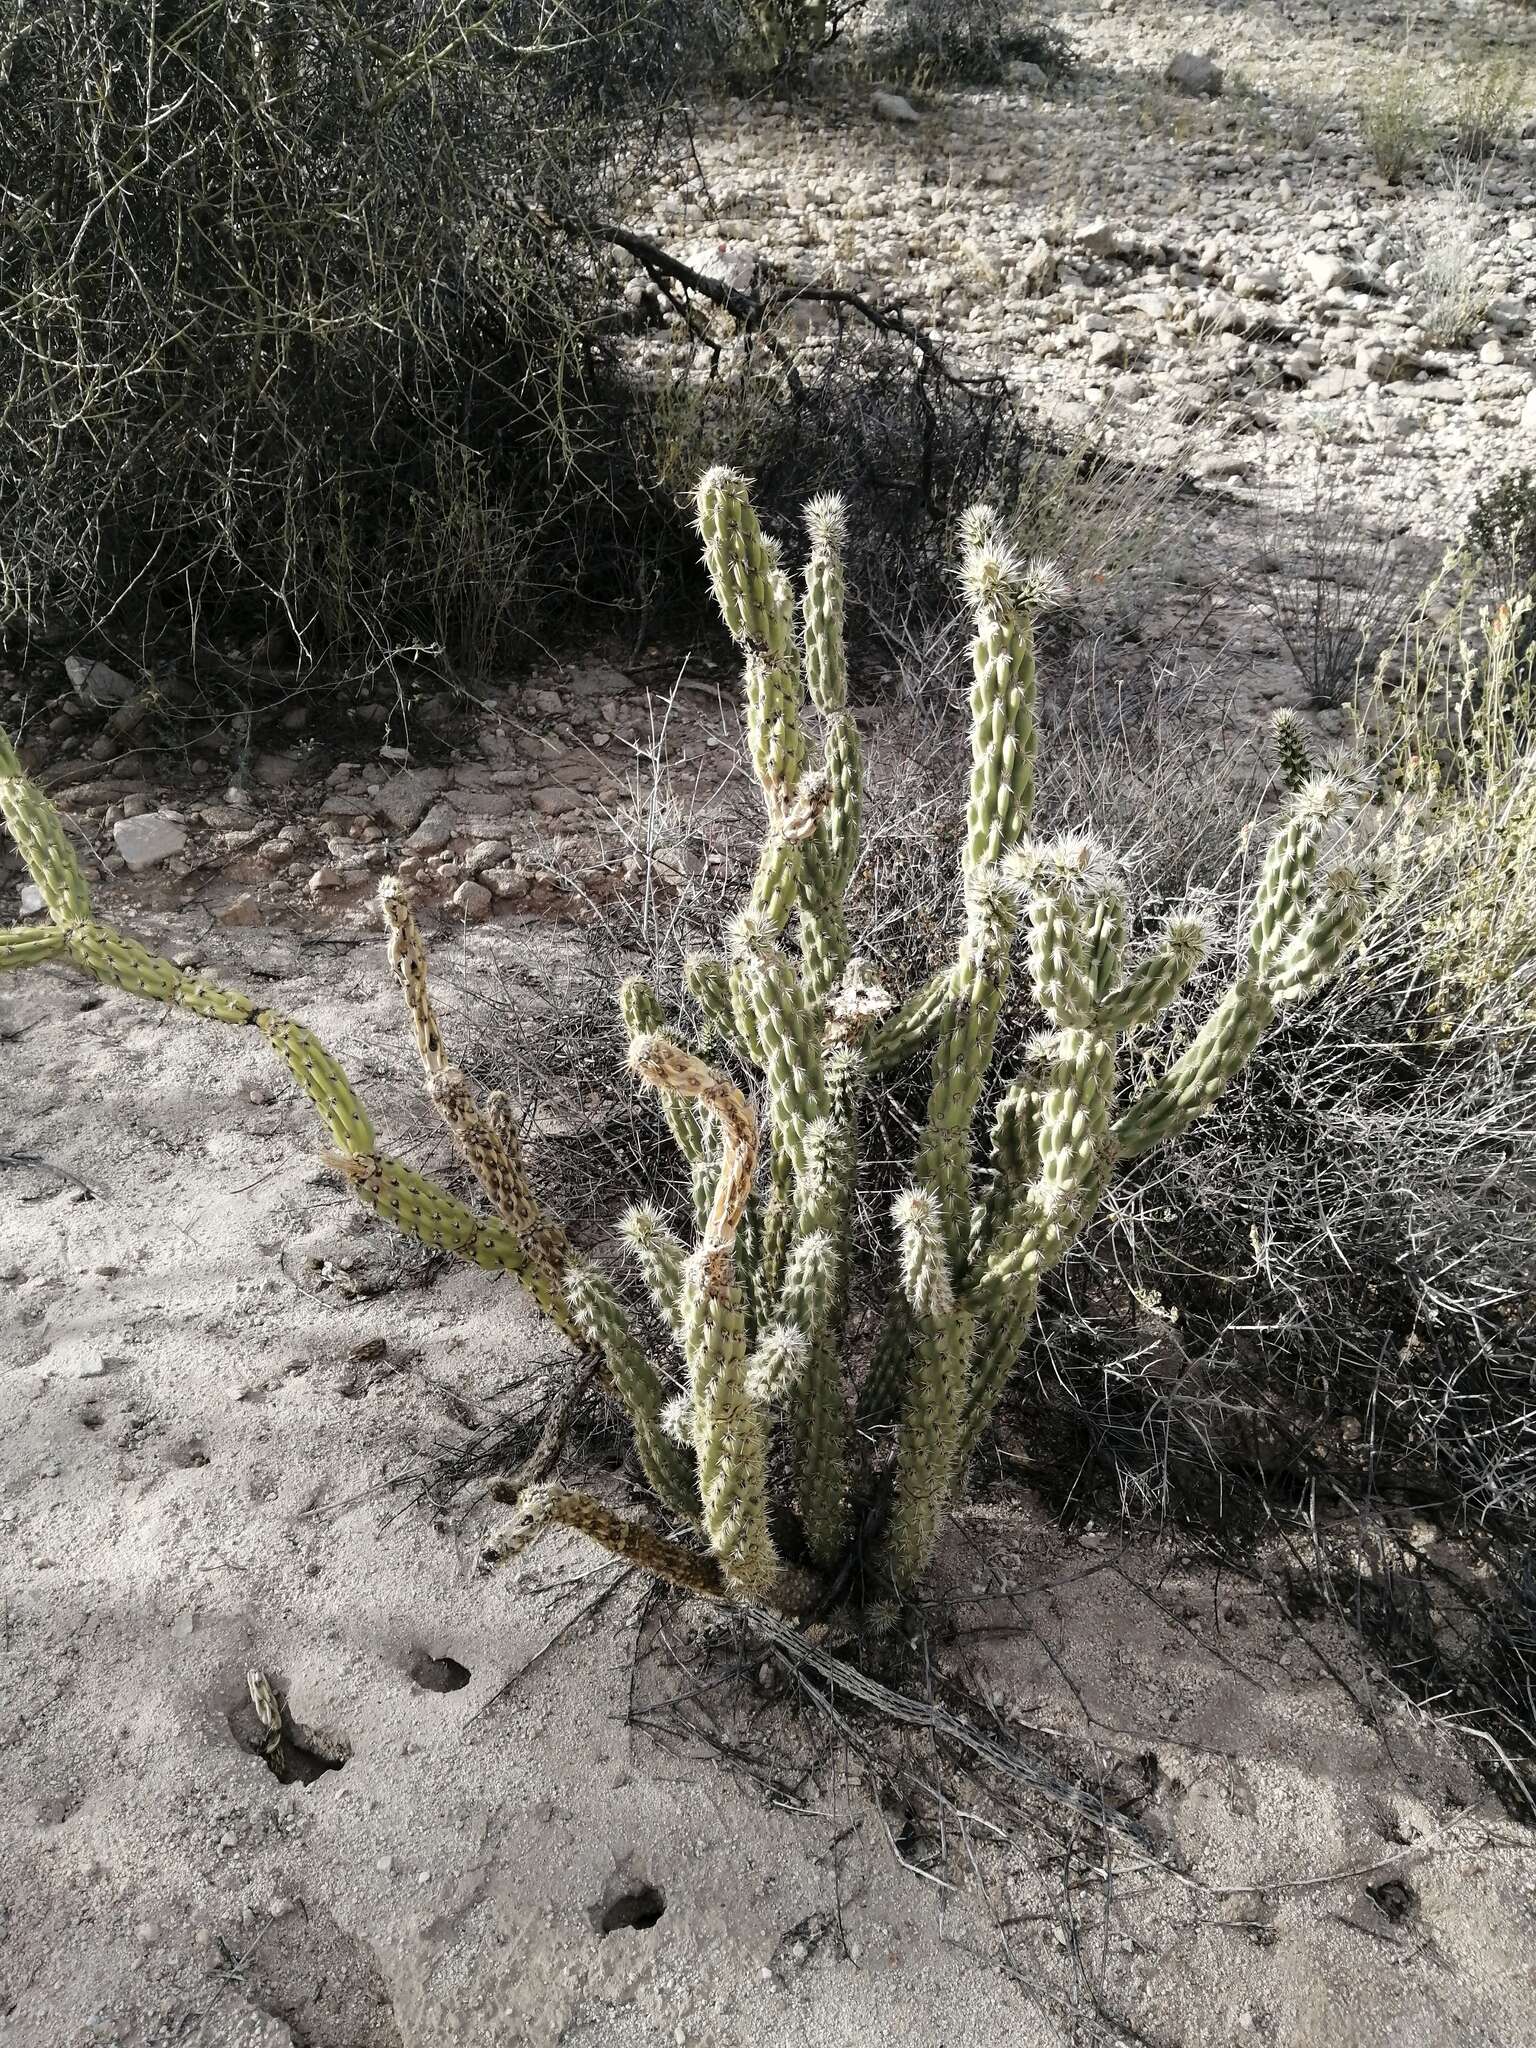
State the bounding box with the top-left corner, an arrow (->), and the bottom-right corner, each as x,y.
872,91 -> 921,126
1302,251 -> 1355,293
65,655 -> 135,707
20,883 -> 44,916
307,867 -> 343,896
1087,330 -> 1127,367
111,814 -> 186,871
1522,387 -> 1536,435
1165,51 -> 1223,98
375,768 -> 447,834
404,803 -> 454,855
680,239 -> 758,294
452,880 -> 493,922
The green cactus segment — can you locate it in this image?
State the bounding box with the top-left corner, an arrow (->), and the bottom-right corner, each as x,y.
620,1203 -> 689,1348
682,1250 -> 781,1595
819,711 -> 863,895
1103,916 -> 1206,1032
0,924 -> 68,969
1268,866 -> 1368,1003
1114,975 -> 1275,1160
865,966 -> 950,1073
1247,790 -> 1332,976
954,1285 -> 1039,1470
732,928 -> 828,1181
962,533 -> 1039,880
883,1297 -> 976,1590
0,768 -> 92,925
65,919 -> 255,1025
683,952 -> 745,1059
697,466 -> 795,663
744,1323 -> 809,1404
857,1292 -> 916,1427
621,975 -> 707,1168
260,1013 -> 376,1157
802,493 -> 848,715
914,878 -> 1019,1259
1273,710 -> 1314,796
563,1259 -> 698,1519
1037,1030 -> 1117,1202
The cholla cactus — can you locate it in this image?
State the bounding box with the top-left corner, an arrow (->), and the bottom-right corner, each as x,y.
0,474 -> 1368,1612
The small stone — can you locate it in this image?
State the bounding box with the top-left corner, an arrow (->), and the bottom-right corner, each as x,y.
1302,251 -> 1354,293
215,893 -> 264,929
1087,330 -> 1127,367
404,804 -> 454,855
376,768 -> 448,835
452,880 -> 493,922
112,814 -> 187,871
1522,388 -> 1536,434
19,883 -> 44,916
528,688 -> 564,717
66,655 -> 136,707
872,90 -> 920,125
1165,51 -> 1223,97
307,866 -> 343,896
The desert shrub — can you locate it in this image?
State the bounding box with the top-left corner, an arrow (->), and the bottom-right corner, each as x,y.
1447,53 -> 1529,160
870,0 -> 1075,86
0,0 -> 761,689
0,469 -> 1366,1614
1370,576 -> 1536,1043
1360,62 -> 1429,182
1468,465 -> 1536,602
1252,468 -> 1420,710
1406,170 -> 1495,347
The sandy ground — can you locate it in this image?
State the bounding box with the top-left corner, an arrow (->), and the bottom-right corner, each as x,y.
3,858 -> 1535,2048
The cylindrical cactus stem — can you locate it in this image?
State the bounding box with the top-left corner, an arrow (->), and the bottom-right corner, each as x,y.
857,1292 -> 916,1427
0,766 -> 91,926
1266,865 -> 1369,1003
480,1484 -> 727,1600
744,1323 -> 809,1405
746,831 -> 803,934
1272,709 -> 1314,796
565,1261 -> 698,1519
778,1224 -> 849,1570
959,518 -> 1055,879
797,848 -> 851,1012
620,1203 -> 689,1349
756,1143 -> 795,1306
483,1090 -> 571,1279
864,966 -> 950,1073
621,975 -> 708,1166
820,709 -> 863,897
681,1248 -> 782,1596
731,923 -> 828,1182
0,924 -> 68,969
802,493 -> 848,715
684,952 -> 747,1060
1113,973 -> 1276,1160
744,649 -> 809,801
696,465 -> 795,661
1102,915 -> 1207,1032
913,873 -> 1019,1259
1086,888 -> 1127,1002
894,1188 -> 954,1323
260,1013 -> 376,1157
1037,1030 -> 1117,1204
953,1282 -> 1039,1470
973,1071 -> 1045,1255
1008,841 -> 1099,1029
880,1299 -> 976,1591
628,1033 -> 758,1256
379,877 -> 447,1076
1246,779 -> 1347,976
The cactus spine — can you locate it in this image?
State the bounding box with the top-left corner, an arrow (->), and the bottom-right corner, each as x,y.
0,470 -> 1366,1614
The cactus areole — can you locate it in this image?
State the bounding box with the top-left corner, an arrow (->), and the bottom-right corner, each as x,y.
0,471 -> 1366,1613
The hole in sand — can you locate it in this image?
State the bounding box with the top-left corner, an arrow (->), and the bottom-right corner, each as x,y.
1367,1877 -> 1416,1924
591,1883 -> 666,1936
227,1682 -> 350,1788
409,1650 -> 471,1694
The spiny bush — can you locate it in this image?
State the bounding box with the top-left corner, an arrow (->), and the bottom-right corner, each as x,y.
0,471 -> 1369,1611
0,0 -> 724,685
871,0 -> 1074,86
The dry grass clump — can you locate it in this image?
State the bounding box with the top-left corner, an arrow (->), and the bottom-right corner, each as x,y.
1447,53 -> 1529,160
1359,62 -> 1430,183
1406,170 -> 1495,348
